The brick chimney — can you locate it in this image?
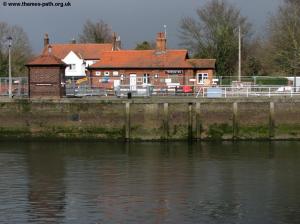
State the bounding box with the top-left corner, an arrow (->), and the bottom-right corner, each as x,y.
44,33 -> 49,47
156,32 -> 167,52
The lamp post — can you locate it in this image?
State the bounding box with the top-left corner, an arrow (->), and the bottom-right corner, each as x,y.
7,36 -> 12,98
238,26 -> 241,82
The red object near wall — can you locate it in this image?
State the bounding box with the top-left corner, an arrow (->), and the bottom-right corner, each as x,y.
183,85 -> 193,93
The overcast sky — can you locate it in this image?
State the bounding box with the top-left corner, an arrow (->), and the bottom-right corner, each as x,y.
0,0 -> 281,53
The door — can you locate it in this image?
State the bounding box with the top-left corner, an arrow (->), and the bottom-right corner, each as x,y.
130,74 -> 137,91
113,79 -> 120,88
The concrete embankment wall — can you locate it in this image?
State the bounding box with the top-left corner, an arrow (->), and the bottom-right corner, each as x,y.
0,98 -> 300,141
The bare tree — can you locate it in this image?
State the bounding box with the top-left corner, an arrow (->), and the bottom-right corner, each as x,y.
179,0 -> 252,77
0,22 -> 32,77
265,0 -> 300,75
79,19 -> 113,43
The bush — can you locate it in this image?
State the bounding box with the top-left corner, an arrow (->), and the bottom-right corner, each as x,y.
255,77 -> 288,86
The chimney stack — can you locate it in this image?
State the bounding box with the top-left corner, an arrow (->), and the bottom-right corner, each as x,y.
156,32 -> 167,52
112,32 -> 121,51
44,33 -> 49,47
71,38 -> 76,44
112,32 -> 117,51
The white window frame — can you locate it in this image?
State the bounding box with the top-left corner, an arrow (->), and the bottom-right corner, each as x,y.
197,73 -> 208,84
104,71 -> 110,77
113,71 -> 119,76
95,71 -> 101,76
69,64 -> 76,70
143,73 -> 150,85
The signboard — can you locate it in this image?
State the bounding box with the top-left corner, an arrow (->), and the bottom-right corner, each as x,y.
165,78 -> 172,84
165,70 -> 183,75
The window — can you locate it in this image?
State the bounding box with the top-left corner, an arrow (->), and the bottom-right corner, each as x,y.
143,74 -> 150,84
69,64 -> 76,70
95,71 -> 101,76
197,73 -> 208,84
113,71 -> 119,76
104,71 -> 110,76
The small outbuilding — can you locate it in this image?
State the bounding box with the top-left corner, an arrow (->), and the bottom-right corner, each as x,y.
26,46 -> 67,98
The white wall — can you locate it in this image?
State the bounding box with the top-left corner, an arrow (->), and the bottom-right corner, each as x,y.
62,51 -> 86,78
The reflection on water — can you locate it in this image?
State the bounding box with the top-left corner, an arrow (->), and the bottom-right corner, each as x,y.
0,141 -> 300,223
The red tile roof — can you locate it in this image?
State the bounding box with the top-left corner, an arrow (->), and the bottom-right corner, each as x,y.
90,50 -> 191,69
90,50 -> 216,69
187,59 -> 216,69
26,53 -> 66,66
41,43 -> 113,60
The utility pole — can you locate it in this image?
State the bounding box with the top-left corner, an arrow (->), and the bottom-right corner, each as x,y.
238,26 -> 241,82
7,36 -> 12,98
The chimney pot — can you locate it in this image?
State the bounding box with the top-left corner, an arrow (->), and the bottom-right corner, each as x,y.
48,45 -> 52,54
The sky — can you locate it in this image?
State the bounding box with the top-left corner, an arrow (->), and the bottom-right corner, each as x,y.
0,0 -> 282,53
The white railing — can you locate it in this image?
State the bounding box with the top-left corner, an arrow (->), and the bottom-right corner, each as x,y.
195,86 -> 300,98
114,85 -> 300,98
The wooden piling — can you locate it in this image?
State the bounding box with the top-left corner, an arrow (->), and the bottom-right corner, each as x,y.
125,102 -> 130,141
188,103 -> 193,141
269,102 -> 275,138
163,103 -> 169,140
233,102 -> 239,139
195,102 -> 201,140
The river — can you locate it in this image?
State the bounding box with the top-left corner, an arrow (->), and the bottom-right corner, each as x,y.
0,141 -> 300,224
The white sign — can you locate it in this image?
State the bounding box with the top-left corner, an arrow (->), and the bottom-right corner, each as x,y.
165,70 -> 183,75
165,79 -> 172,84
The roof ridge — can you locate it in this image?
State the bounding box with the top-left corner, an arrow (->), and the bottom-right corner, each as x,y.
50,43 -> 113,46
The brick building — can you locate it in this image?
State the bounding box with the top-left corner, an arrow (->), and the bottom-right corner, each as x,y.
26,46 -> 67,98
88,32 -> 215,91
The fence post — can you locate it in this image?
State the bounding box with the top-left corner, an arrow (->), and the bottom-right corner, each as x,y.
269,87 -> 271,98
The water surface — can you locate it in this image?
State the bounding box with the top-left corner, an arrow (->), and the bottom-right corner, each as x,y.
0,141 -> 300,224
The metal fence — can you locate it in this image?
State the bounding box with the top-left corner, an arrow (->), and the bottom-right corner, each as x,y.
110,84 -> 300,98
65,84 -> 108,97
195,86 -> 300,98
1,76 -> 300,99
0,77 -> 28,97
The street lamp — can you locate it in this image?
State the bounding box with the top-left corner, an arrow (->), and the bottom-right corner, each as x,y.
7,36 -> 12,98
